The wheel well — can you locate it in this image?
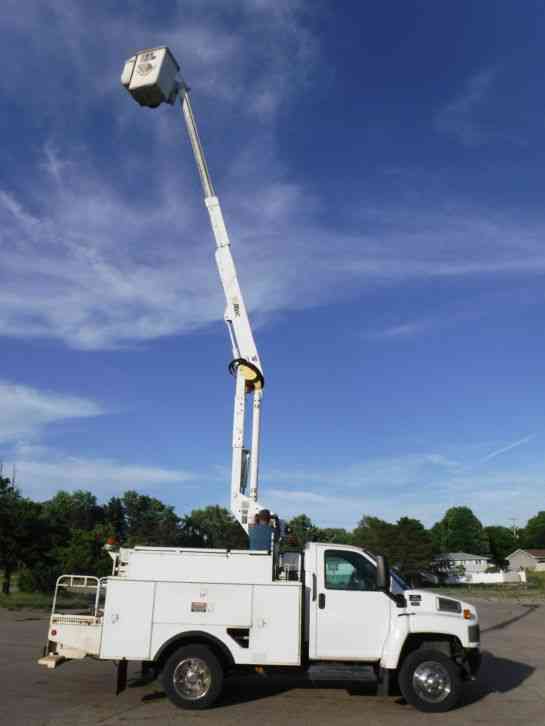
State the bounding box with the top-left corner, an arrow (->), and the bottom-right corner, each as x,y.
398,633 -> 464,666
154,631 -> 235,674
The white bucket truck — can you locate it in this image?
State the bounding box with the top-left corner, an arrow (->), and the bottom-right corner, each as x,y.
38,48 -> 481,713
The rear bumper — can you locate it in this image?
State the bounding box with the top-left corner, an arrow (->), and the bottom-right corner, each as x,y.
46,614 -> 102,659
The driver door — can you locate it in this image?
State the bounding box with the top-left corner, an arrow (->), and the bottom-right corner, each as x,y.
313,548 -> 391,660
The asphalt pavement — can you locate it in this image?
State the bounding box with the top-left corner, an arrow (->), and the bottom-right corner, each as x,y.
1,598 -> 544,725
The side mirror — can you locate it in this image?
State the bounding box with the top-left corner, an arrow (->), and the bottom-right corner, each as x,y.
376,555 -> 390,592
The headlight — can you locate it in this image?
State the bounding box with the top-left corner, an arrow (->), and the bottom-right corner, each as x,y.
437,597 -> 462,614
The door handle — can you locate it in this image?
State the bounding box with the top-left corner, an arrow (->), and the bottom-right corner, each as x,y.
318,593 -> 326,609
312,574 -> 317,601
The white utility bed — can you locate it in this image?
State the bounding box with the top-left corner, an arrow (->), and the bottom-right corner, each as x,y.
100,575 -> 302,666
118,546 -> 274,584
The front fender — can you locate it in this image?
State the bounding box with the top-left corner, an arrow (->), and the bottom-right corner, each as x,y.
380,614 -> 410,669
380,611 -> 479,669
408,610 -> 479,648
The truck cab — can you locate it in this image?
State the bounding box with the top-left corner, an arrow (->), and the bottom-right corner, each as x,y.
307,543 -> 479,665
306,542 -> 481,711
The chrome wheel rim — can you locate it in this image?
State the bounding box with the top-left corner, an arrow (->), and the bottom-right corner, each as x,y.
173,657 -> 212,700
412,660 -> 452,703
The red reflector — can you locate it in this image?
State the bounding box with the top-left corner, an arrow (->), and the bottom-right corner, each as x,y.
51,629 -> 57,636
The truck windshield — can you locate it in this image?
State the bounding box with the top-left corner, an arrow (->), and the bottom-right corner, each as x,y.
391,570 -> 409,591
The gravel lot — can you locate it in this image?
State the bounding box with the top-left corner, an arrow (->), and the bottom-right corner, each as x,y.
1,599 -> 544,726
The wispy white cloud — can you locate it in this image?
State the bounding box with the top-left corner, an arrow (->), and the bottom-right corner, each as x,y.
1,1 -> 316,123
4,160 -> 545,351
478,434 -> 535,464
436,67 -> 496,145
264,484 -> 449,529
266,451 -> 466,492
424,454 -> 461,468
370,321 -> 435,339
2,442 -> 198,501
261,444 -> 545,529
0,381 -> 103,443
2,10 -> 545,353
0,1 -> 322,350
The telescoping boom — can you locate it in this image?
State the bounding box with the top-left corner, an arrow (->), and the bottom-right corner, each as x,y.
122,48 -> 266,531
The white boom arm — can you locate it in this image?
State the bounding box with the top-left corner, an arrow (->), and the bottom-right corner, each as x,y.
179,86 -> 265,531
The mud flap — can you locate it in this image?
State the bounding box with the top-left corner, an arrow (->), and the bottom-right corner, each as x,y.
116,659 -> 128,695
376,667 -> 391,697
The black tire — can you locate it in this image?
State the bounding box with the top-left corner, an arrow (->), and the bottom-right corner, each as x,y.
161,644 -> 224,710
398,648 -> 462,713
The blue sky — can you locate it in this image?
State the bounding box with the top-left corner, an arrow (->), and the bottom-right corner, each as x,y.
1,1 -> 545,529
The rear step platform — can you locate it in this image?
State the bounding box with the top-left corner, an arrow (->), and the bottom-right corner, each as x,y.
38,654 -> 66,669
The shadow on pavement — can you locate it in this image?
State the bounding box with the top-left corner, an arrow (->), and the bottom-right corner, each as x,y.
221,676 -> 383,706
219,655 -> 535,710
135,675 -> 379,708
137,679 -> 298,707
481,604 -> 541,634
131,650 -> 534,710
461,650 -> 534,706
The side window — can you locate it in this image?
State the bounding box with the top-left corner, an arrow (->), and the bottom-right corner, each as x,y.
324,550 -> 377,592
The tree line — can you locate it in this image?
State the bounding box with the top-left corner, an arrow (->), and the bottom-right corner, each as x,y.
1,475 -> 544,595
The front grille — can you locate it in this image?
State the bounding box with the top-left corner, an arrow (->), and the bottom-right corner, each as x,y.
468,624 -> 480,642
437,597 -> 462,614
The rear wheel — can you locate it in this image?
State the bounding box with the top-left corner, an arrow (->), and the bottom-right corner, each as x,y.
161,644 -> 224,710
398,648 -> 462,713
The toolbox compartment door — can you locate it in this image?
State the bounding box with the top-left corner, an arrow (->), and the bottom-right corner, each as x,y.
250,584 -> 301,665
100,580 -> 155,659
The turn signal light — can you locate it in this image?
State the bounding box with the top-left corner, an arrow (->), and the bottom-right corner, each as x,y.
463,609 -> 475,620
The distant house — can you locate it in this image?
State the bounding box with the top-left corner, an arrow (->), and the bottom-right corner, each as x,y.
432,552 -> 491,576
507,549 -> 545,572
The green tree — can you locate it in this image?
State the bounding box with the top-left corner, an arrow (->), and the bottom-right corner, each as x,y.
122,490 -> 181,546
44,490 -> 104,532
315,527 -> 352,544
19,524 -> 113,593
430,521 -> 445,554
522,511 -> 545,548
352,515 -> 397,560
0,476 -> 20,594
431,507 -> 488,555
288,514 -> 319,547
0,479 -> 52,594
103,496 -> 127,542
56,529 -> 112,578
390,517 -> 433,577
183,506 -> 247,549
521,510 -> 545,548
485,526 -> 518,565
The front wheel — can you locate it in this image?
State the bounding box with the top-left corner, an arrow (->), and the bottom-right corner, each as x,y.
161,644 -> 224,710
398,649 -> 462,713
